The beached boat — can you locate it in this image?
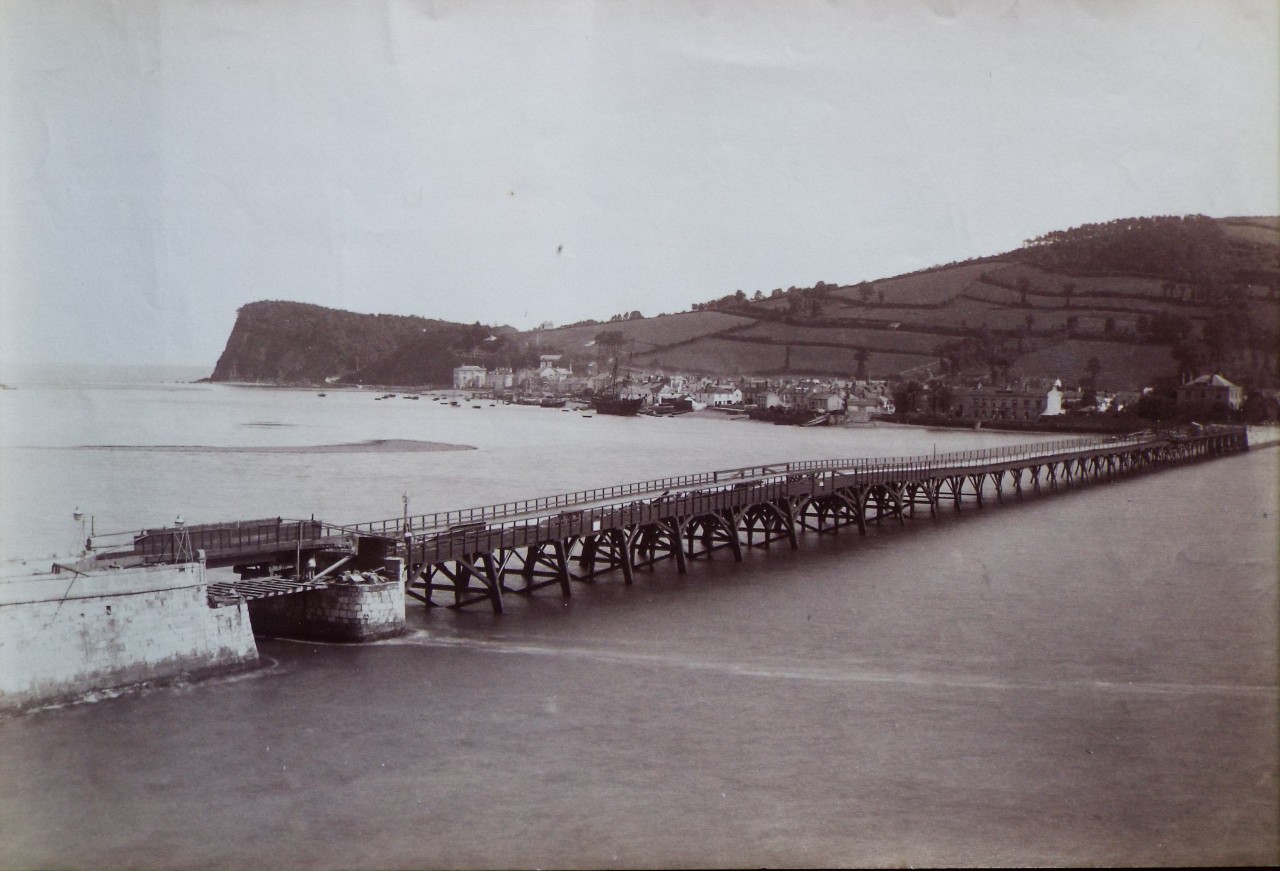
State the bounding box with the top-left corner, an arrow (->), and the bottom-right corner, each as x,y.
590,345 -> 645,417
592,396 -> 645,416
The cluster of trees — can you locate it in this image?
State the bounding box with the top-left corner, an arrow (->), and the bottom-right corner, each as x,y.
690,282 -> 842,315
1017,215 -> 1244,294
851,282 -> 882,304
784,284 -> 834,318
347,322 -> 547,386
931,328 -> 1023,379
890,379 -> 954,416
691,289 -> 767,311
1132,308 -> 1278,386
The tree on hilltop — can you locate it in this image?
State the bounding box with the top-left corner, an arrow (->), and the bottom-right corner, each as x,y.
1017,276 -> 1031,306
854,348 -> 869,381
1085,356 -> 1102,387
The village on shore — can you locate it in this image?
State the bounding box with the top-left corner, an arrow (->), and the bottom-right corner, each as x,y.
437,354 -> 1257,432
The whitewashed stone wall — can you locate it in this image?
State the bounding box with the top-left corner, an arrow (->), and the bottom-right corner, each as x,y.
0,561 -> 259,712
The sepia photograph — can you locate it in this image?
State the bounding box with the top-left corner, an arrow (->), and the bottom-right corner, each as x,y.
1,1 -> 1277,867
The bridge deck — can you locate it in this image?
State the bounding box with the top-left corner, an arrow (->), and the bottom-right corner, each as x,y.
346,432 -> 1159,541
399,427 -> 1247,584
88,427 -> 1247,586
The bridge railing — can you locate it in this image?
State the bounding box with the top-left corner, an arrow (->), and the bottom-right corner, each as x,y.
99,517 -> 352,563
346,431 -> 1163,540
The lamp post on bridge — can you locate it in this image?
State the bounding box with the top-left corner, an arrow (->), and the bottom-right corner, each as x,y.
72,507 -> 94,553
402,492 -> 414,568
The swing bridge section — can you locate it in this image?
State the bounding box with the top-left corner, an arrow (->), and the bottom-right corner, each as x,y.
338,426 -> 1248,614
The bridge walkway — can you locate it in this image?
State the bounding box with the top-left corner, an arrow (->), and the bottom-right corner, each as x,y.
346,432 -> 1158,542
83,426 -> 1248,612
396,427 -> 1247,612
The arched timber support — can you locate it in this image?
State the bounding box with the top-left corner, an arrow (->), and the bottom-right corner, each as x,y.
630,519 -> 686,574
504,540 -> 572,597
684,512 -> 742,561
741,501 -> 798,549
418,553 -> 505,613
575,527 -> 636,583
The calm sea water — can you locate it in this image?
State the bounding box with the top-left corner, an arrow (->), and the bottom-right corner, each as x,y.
0,376 -> 1276,867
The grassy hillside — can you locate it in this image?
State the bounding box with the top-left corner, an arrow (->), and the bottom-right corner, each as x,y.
211,215 -> 1278,391
514,214 -> 1278,389
523,311 -> 753,356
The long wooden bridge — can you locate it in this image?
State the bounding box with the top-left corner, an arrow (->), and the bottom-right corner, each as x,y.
93,426 -> 1249,610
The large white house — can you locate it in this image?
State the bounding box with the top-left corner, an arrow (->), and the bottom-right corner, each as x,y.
1176,373 -> 1243,412
693,383 -> 743,407
452,365 -> 487,389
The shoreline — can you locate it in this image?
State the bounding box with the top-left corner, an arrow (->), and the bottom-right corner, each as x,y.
71,439 -> 476,454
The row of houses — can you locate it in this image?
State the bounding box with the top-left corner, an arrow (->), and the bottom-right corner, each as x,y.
456,360 -> 1247,421
951,373 -> 1244,421
453,363 -> 897,416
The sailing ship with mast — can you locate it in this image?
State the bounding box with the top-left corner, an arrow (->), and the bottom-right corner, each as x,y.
589,331 -> 645,416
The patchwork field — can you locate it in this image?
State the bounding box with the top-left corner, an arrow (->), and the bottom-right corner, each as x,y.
503,215 -> 1278,387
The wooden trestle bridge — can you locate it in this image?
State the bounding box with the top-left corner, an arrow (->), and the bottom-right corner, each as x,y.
95,426 -> 1249,610
362,426 -> 1249,613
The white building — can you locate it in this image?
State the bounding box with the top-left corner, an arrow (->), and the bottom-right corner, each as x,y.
693,383 -> 743,407
453,365 -> 487,389
486,367 -> 514,390
1043,379 -> 1064,416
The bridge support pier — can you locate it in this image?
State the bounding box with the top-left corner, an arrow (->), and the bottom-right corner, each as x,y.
247,557 -> 407,641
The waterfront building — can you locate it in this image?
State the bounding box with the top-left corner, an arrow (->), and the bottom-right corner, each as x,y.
845,395 -> 882,422
537,355 -> 574,386
743,381 -> 788,409
1176,373 -> 1243,413
693,382 -> 743,407
804,391 -> 845,414
958,384 -> 1049,421
453,365 -> 487,389
649,380 -> 685,405
486,367 -> 514,390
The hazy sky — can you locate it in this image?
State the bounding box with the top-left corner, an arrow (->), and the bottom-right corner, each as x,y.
2,0 -> 1277,370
